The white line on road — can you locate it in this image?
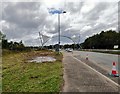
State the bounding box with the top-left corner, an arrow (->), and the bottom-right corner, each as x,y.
72,56 -> 120,88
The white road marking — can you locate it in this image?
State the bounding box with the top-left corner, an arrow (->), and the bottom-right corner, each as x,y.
72,56 -> 120,88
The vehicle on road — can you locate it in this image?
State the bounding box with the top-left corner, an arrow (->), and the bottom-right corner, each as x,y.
65,48 -> 73,52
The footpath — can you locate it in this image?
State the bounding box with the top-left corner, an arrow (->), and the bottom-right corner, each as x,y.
62,52 -> 119,93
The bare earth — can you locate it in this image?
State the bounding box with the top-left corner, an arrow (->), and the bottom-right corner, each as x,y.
62,51 -> 119,93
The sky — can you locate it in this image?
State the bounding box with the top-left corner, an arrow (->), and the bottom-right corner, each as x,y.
0,0 -> 119,46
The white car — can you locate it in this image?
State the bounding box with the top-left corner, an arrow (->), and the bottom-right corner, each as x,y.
66,48 -> 73,52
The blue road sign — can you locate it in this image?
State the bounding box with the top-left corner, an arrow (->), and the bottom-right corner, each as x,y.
48,8 -> 63,14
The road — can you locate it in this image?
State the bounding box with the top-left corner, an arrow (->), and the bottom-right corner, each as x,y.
62,51 -> 119,92
74,51 -> 119,72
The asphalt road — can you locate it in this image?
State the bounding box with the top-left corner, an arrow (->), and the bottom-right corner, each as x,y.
73,51 -> 120,72
62,51 -> 119,92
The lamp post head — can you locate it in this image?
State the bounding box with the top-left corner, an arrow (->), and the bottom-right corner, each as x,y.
48,8 -> 66,14
63,11 -> 66,13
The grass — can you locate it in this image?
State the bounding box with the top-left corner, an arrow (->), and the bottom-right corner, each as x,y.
2,49 -> 63,92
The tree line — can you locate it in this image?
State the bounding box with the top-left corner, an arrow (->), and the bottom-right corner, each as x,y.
1,30 -> 119,50
81,30 -> 120,49
44,44 -> 81,50
0,31 -> 25,51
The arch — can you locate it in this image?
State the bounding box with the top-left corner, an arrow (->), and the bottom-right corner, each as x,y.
42,35 -> 75,46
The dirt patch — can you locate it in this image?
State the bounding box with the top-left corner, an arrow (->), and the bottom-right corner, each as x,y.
28,56 -> 56,63
23,51 -> 56,62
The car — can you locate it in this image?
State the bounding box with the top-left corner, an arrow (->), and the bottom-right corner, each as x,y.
65,48 -> 73,52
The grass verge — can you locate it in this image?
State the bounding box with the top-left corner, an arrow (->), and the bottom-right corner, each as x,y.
2,49 -> 63,92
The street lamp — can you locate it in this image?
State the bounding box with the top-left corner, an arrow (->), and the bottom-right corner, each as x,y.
58,11 -> 66,52
48,8 -> 66,52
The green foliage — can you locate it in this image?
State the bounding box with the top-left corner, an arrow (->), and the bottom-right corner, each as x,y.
0,31 -> 6,40
0,31 -> 25,51
2,50 -> 63,92
82,30 -> 120,49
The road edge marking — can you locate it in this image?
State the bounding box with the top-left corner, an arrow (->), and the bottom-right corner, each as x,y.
72,56 -> 120,88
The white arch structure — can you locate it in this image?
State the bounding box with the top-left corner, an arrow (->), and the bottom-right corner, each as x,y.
39,33 -> 81,49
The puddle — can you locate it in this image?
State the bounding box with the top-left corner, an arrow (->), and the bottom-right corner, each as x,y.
28,56 -> 56,63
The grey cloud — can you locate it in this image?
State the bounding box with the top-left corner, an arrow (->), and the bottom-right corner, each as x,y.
0,2 -> 2,21
66,2 -> 84,14
2,2 -> 49,42
2,2 -> 46,29
118,2 -> 120,31
84,2 -> 110,21
1,1 -> 118,46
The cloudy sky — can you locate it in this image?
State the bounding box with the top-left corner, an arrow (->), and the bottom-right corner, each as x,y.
0,0 -> 119,46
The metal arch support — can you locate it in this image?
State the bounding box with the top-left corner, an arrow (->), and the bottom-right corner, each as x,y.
43,35 -> 76,47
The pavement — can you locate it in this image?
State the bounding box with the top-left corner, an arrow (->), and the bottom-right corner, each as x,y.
62,51 -> 119,92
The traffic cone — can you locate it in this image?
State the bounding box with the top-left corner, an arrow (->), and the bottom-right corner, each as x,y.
112,62 -> 117,75
86,54 -> 88,60
109,62 -> 119,77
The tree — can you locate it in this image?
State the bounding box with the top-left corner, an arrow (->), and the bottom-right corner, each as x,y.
82,30 -> 119,49
0,31 -> 25,51
0,31 -> 6,40
18,40 -> 25,51
0,32 -> 8,49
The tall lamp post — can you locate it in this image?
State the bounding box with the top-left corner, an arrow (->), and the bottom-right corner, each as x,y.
49,8 -> 66,52
58,11 -> 66,52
